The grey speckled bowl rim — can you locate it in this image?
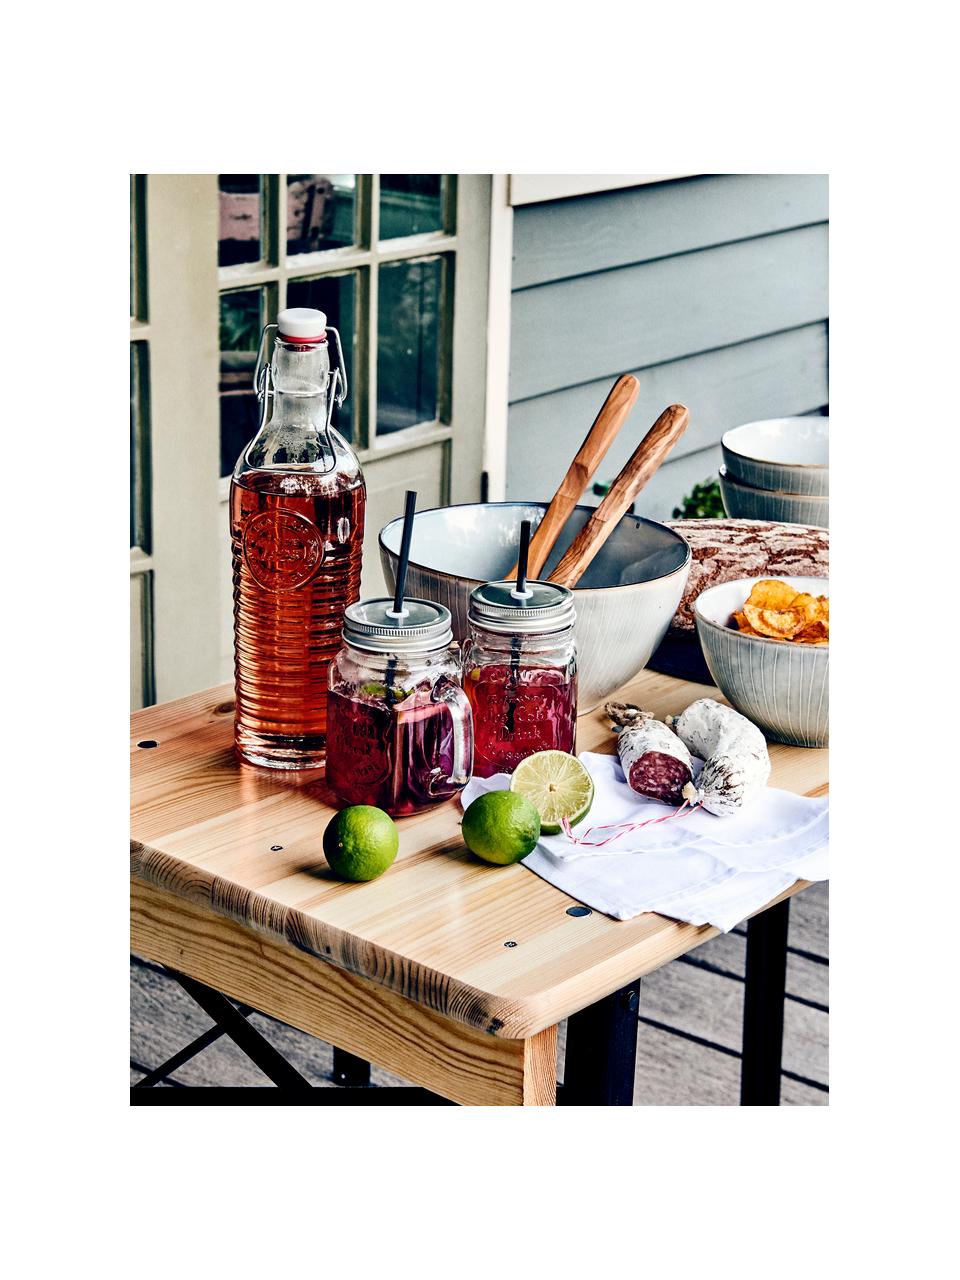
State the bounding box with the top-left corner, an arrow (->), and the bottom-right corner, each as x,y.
378,500 -> 693,596
719,465 -> 829,501
721,419 -> 829,471
694,575 -> 830,650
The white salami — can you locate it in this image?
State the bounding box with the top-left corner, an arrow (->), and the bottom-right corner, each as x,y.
669,698 -> 770,817
605,702 -> 694,805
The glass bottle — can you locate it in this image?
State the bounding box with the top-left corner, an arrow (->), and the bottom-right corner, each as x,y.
326,600 -> 473,816
463,581 -> 577,777
230,307 -> 365,769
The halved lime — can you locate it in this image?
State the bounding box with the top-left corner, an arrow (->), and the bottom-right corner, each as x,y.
510,751 -> 594,835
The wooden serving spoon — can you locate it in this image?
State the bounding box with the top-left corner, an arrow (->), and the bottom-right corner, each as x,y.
506,373 -> 640,581
547,403 -> 690,589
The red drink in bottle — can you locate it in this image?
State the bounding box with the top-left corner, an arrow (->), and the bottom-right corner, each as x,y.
230,308 -> 363,769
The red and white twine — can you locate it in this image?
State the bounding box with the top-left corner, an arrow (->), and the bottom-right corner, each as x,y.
559,799 -> 702,846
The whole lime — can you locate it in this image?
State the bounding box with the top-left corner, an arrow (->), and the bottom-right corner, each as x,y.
323,805 -> 399,882
461,790 -> 541,865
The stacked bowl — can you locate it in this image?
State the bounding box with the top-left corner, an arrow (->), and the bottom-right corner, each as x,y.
719,416 -> 829,528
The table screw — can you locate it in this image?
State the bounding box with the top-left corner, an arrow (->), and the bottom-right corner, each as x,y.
137,740 -> 158,749
566,905 -> 592,917
270,845 -> 283,852
504,940 -> 517,948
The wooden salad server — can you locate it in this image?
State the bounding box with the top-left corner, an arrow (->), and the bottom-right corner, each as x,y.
547,403 -> 690,589
506,373 -> 640,581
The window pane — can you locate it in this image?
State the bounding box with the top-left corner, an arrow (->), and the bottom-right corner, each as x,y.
286,273 -> 357,442
287,174 -> 356,254
379,175 -> 443,239
219,175 -> 262,267
130,342 -> 150,548
219,288 -> 264,476
130,175 -> 146,320
377,257 -> 443,435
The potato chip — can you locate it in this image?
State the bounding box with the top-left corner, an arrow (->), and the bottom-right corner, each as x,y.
789,592 -> 822,625
746,579 -> 802,612
795,619 -> 829,644
743,602 -> 805,639
731,578 -> 829,644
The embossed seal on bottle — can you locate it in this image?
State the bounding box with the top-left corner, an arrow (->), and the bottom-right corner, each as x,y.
243,510 -> 324,591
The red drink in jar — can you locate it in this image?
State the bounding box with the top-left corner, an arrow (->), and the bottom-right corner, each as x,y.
326,599 -> 473,816
464,664 -> 576,775
463,580 -> 578,778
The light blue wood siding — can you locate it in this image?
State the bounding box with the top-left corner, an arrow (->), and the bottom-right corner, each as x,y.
506,175 -> 828,517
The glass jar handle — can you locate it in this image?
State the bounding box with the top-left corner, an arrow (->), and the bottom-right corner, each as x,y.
436,684 -> 473,786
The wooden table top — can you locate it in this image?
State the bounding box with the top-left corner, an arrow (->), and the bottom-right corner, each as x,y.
131,670 -> 828,1040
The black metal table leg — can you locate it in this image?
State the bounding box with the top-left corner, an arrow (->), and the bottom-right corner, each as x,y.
170,971 -> 314,1091
332,1047 -> 371,1087
741,897 -> 790,1105
133,1002 -> 255,1087
562,980 -> 641,1105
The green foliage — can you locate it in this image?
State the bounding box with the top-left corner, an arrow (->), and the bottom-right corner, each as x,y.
219,292 -> 262,354
672,478 -> 725,520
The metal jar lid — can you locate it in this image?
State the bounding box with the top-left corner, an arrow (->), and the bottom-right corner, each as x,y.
342,598 -> 453,654
467,580 -> 576,636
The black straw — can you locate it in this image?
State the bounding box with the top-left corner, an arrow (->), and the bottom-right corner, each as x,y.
515,520 -> 531,598
393,489 -> 418,617
386,490 -> 417,708
505,519 -> 531,735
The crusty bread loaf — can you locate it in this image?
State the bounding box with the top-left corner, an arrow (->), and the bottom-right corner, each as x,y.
666,519 -> 829,632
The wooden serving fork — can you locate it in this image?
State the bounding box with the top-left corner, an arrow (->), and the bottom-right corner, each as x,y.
506,374 -> 640,581
547,403 -> 690,589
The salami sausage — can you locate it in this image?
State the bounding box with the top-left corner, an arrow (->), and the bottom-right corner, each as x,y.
669,698 -> 770,817
606,702 -> 694,805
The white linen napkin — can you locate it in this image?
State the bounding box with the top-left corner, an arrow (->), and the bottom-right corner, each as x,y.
459,751 -> 828,931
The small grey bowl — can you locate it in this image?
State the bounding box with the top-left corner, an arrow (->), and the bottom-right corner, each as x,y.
379,501 -> 691,713
694,575 -> 829,748
721,416 -> 829,497
719,466 -> 829,529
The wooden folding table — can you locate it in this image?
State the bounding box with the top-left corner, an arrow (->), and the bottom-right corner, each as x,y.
131,668 -> 827,1105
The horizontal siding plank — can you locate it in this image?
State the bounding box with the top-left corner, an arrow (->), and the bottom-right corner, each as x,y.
629,445 -> 722,522
513,174 -> 828,289
506,324 -> 828,508
510,174 -> 694,207
509,223 -> 829,402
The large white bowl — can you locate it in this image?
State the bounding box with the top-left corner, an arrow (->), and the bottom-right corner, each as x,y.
719,466 -> 829,529
721,416 -> 829,497
695,575 -> 829,747
379,501 -> 691,713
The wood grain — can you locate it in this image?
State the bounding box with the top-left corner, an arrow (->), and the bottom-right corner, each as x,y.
131,667 -> 827,1040
132,878 -> 556,1105
506,374 -> 639,580
548,404 -> 689,587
